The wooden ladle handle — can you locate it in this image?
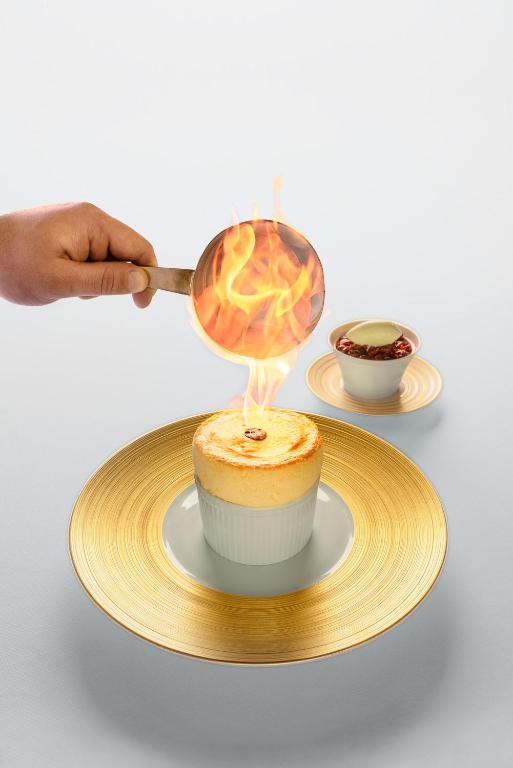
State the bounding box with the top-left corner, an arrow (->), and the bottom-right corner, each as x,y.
142,267 -> 194,296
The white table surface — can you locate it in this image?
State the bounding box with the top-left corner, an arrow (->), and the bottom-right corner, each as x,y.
2,2 -> 512,766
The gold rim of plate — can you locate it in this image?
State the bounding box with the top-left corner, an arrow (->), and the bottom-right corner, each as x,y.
306,353 -> 443,415
69,412 -> 447,665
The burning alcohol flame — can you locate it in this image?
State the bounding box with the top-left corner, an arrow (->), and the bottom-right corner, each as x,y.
194,220 -> 323,360
191,196 -> 324,420
228,352 -> 299,419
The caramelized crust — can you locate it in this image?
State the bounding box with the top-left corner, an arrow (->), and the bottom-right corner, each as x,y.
193,408 -> 323,507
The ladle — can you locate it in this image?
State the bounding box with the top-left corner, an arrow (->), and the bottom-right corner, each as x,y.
143,219 -> 325,359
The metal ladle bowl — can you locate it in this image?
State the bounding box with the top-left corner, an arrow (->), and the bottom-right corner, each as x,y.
144,219 -> 325,359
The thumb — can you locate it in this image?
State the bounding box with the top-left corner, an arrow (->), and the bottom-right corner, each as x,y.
58,260 -> 149,298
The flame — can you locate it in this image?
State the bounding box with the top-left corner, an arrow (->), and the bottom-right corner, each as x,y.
272,176 -> 286,224
227,351 -> 298,420
189,298 -> 297,420
191,206 -> 324,420
194,220 -> 323,360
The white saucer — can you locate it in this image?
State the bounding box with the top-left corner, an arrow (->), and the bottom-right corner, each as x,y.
162,482 -> 354,597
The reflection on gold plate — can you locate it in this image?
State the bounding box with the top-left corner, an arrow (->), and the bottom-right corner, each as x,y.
69,413 -> 447,665
306,353 -> 443,415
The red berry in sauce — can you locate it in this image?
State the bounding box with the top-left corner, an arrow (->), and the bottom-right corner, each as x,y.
335,334 -> 412,360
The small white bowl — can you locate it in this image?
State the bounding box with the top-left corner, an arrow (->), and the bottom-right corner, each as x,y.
196,478 -> 319,566
329,319 -> 420,400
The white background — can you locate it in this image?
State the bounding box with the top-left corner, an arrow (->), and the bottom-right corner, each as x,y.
1,1 -> 512,766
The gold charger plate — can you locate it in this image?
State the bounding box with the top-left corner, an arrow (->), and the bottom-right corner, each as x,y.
69,412 -> 447,665
306,352 -> 443,415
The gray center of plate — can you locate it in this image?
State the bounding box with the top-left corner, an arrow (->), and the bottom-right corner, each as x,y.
162,482 -> 354,597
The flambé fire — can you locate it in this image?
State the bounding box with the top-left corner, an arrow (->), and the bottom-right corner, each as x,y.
191,213 -> 323,421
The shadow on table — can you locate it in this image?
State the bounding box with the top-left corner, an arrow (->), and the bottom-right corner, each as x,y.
66,572 -> 454,767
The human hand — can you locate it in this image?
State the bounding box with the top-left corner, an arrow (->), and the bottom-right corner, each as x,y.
0,202 -> 157,307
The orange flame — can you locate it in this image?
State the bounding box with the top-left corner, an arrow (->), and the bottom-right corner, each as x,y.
273,176 -> 286,224
191,207 -> 324,419
228,351 -> 298,420
194,220 -> 323,360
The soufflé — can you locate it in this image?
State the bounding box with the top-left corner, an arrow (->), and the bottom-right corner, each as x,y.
193,409 -> 323,564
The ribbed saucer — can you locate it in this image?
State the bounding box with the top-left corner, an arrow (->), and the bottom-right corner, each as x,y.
69,412 -> 447,664
306,353 -> 442,415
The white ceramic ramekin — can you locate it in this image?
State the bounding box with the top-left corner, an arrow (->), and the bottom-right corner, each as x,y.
196,478 -> 318,566
329,319 -> 420,400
